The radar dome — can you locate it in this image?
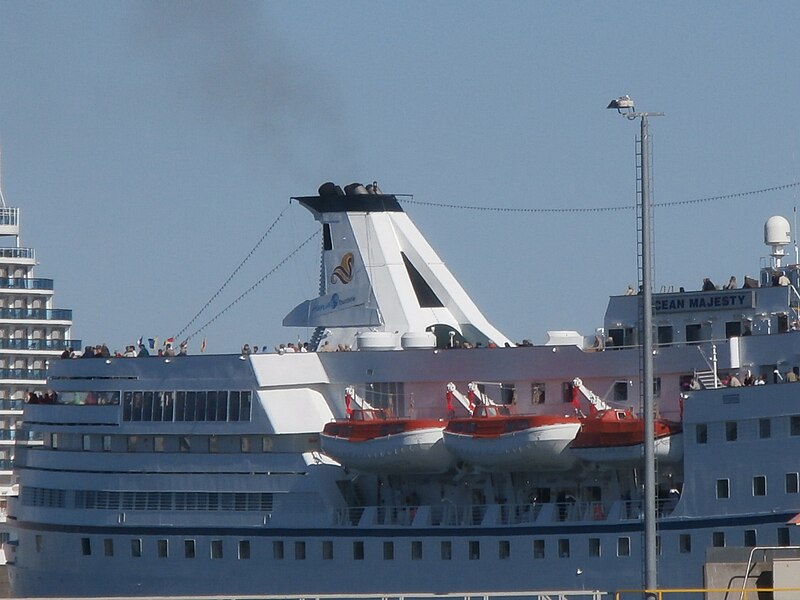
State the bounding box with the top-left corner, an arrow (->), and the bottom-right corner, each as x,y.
765,216 -> 791,246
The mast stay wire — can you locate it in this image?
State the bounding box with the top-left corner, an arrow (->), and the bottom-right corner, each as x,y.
400,181 -> 800,213
184,230 -> 320,342
175,203 -> 291,340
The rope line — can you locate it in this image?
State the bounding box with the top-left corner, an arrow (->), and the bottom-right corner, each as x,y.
175,204 -> 290,340
185,230 -> 320,341
400,181 -> 800,213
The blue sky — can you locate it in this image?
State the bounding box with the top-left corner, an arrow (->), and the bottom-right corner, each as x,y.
1,1 -> 800,353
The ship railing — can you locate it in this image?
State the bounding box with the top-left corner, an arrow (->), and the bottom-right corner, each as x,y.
616,589 -> 800,600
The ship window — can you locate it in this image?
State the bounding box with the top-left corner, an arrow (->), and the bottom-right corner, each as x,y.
353,541 -> 364,560
383,541 -> 394,560
617,537 -> 630,557
209,436 -> 219,453
557,539 -> 570,558
185,392 -> 196,421
533,539 -> 545,559
500,384 -> 515,405
35,534 -> 43,553
657,326 -> 673,346
401,252 -> 444,308
686,323 -> 703,344
229,392 -> 241,421
679,534 -> 691,553
531,383 -> 546,404
273,541 -> 284,560
653,377 -> 661,399
82,435 -> 91,451
179,437 -> 190,452
291,541 -> 303,560
779,527 -> 791,546
712,531 -> 725,547
212,540 -> 224,559
154,436 -> 165,452
184,539 -> 195,559
561,382 -> 573,403
127,436 -> 138,452
791,416 -> 800,436
725,321 -> 742,338
441,541 -> 452,560
779,314 -> 790,333
365,382 -> 405,416
206,391 -> 218,422
656,535 -> 662,556
241,436 -> 251,453
195,391 -> 207,421
588,538 -> 600,557
759,418 -> 772,439
322,540 -> 333,560
412,540 -> 423,560
131,539 -> 142,558
787,473 -> 799,494
498,540 -> 510,560
716,479 -> 730,499
469,540 -> 480,560
238,540 -> 251,560
744,530 -> 757,547
81,537 -> 91,556
158,539 -> 168,558
175,392 -> 186,421
725,421 -> 738,441
104,538 -> 113,557
240,391 -> 251,421
696,424 -> 708,444
753,475 -> 767,496
102,435 -> 112,451
142,392 -> 154,421
613,381 -> 628,403
50,433 -> 58,449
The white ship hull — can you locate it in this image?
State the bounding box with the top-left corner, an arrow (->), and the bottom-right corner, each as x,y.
571,433 -> 684,465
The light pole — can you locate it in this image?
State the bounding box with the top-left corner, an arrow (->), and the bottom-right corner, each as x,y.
607,95 -> 664,596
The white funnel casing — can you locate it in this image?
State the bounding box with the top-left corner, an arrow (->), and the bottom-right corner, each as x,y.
283,184 -> 511,350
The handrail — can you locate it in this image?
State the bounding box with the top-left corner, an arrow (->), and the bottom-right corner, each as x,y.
739,545 -> 800,600
616,588 -> 800,599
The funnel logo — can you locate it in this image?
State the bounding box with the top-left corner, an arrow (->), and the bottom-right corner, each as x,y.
331,252 -> 355,284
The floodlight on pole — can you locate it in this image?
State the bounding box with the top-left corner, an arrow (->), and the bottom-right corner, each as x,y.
608,96 -> 664,599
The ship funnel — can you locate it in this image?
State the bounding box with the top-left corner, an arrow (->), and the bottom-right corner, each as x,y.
765,215 -> 791,267
318,182 -> 344,197
344,183 -> 369,195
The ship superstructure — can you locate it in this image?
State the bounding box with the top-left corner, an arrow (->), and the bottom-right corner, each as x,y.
7,184 -> 800,597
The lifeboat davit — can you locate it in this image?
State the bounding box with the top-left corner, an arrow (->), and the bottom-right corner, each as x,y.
570,408 -> 683,464
320,408 -> 453,474
442,405 -> 581,470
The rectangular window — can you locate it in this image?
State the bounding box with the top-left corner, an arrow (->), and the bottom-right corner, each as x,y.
82,435 -> 91,451
613,381 -> 628,402
293,541 -> 304,560
779,527 -> 791,547
717,479 -> 730,499
725,321 -> 742,338
273,541 -> 284,560
238,540 -> 250,559
184,539 -> 196,559
558,538 -> 570,558
154,436 -> 165,452
50,433 -> 58,449
744,529 -> 757,547
561,382 -> 573,403
179,437 -> 191,453
696,424 -> 708,444
725,421 -> 738,441
103,435 -> 112,451
533,539 -> 545,559
131,539 -> 142,558
412,540 -> 423,560
653,377 -> 661,399
657,326 -> 673,346
617,537 -> 630,557
383,541 -> 394,560
441,541 -> 452,560
498,540 -> 510,560
791,415 -> 800,436
322,540 -> 333,560
104,538 -> 113,557
588,538 -> 600,557
686,323 -> 702,344
158,539 -> 168,558
679,534 -> 691,554
531,383 -> 546,404
759,418 -> 772,439
81,537 -> 91,556
35,534 -> 43,553
753,475 -> 767,496
712,531 -> 725,547
787,473 -> 799,494
469,540 -> 480,560
353,541 -> 364,560
211,540 -> 223,559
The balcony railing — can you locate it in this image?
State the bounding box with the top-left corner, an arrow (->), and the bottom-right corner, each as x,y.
0,278 -> 53,290
0,339 -> 81,351
0,369 -> 47,380
0,208 -> 19,226
0,248 -> 34,260
0,308 -> 72,320
0,400 -> 23,410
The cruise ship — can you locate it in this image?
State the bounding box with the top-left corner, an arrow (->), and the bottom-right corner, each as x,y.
0,168 -> 77,557
7,182 -> 800,597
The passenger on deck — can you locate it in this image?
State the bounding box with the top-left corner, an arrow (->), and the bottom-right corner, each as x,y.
779,272 -> 791,286
723,276 -> 737,290
81,346 -> 96,358
241,344 -> 251,355
728,374 -> 742,387
702,278 -> 717,291
625,285 -> 635,296
754,375 -> 766,385
137,343 -> 149,357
